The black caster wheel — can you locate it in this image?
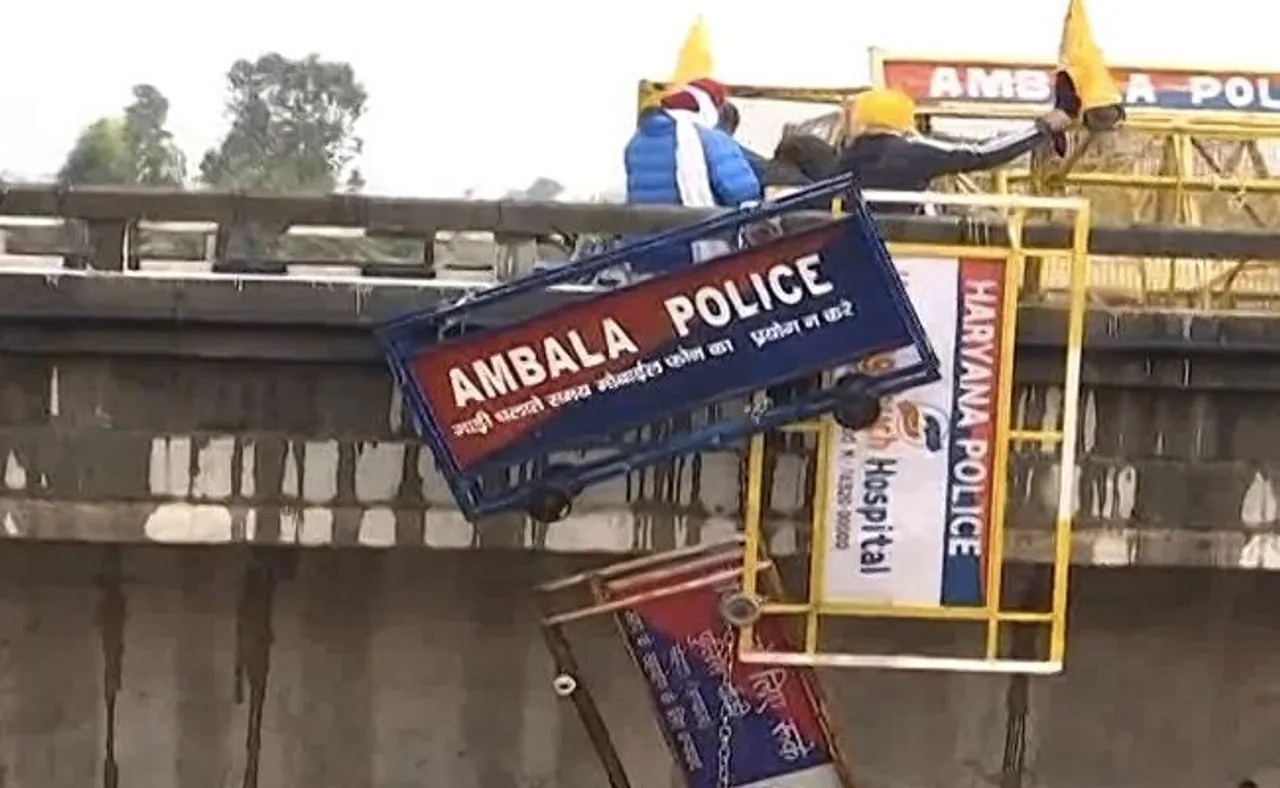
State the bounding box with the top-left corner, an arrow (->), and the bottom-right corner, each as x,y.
832,375 -> 882,431
718,591 -> 763,628
834,396 -> 882,431
526,486 -> 574,524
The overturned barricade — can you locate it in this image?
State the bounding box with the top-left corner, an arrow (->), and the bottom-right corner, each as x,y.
538,538 -> 855,788
378,176 -> 939,523
536,189 -> 1091,786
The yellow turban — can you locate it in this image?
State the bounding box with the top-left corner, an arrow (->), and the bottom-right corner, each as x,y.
848,88 -> 918,133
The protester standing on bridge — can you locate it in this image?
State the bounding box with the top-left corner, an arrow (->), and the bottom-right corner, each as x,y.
624,79 -> 761,266
837,88 -> 1072,213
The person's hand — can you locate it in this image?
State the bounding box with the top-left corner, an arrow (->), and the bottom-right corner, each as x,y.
1037,109 -> 1073,133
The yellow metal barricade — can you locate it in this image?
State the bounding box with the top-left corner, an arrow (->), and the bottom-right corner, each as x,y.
730,191 -> 1090,675
868,50 -> 1280,308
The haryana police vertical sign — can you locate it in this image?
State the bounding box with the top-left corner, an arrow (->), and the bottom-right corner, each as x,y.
821,257 -> 1008,608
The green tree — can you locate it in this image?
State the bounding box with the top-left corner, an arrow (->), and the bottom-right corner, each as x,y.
199,53 -> 368,192
58,85 -> 187,186
124,85 -> 188,185
503,177 -> 565,202
59,118 -> 131,185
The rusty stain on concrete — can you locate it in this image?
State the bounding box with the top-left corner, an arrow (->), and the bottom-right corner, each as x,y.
0,354 -> 1277,568
234,550 -> 283,788
3,546 -> 1280,788
998,569 -> 1050,788
96,546 -> 123,788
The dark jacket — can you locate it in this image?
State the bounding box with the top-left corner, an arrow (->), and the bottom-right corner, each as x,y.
761,135 -> 842,211
765,134 -> 838,186
837,127 -> 1051,213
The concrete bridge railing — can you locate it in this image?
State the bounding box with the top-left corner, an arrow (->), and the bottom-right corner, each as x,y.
3,182 -> 1280,279
2,185 -> 1280,570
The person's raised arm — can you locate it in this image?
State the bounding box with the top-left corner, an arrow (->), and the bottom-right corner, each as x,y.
911,109 -> 1072,178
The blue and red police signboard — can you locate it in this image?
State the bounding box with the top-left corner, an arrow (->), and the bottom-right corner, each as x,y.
378,177 -> 938,520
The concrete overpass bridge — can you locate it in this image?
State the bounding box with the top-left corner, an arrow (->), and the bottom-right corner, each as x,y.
1,185 -> 1280,788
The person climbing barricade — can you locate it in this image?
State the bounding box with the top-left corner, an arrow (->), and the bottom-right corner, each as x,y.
375,174 -> 940,524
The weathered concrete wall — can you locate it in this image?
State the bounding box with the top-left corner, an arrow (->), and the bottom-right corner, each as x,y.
0,543 -> 1276,788
2,350 -> 1280,568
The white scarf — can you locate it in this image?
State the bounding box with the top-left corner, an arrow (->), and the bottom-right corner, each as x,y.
666,87 -> 732,262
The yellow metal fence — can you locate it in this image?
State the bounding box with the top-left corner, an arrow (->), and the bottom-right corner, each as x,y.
734,192 -> 1090,674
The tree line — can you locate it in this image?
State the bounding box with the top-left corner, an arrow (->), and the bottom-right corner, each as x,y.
59,53 -> 368,193
40,51 -> 572,267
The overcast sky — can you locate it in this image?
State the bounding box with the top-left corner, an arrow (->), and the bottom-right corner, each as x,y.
1,0 -> 1273,197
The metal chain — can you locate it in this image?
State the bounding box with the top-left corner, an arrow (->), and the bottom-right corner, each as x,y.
715,618 -> 737,788
716,685 -> 733,788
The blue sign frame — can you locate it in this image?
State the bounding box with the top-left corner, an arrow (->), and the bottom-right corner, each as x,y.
378,176 -> 940,521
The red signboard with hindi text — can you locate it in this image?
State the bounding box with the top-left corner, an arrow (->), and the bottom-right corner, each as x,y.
603,557 -> 847,788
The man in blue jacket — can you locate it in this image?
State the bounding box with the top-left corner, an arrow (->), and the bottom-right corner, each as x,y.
624,79 -> 761,268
